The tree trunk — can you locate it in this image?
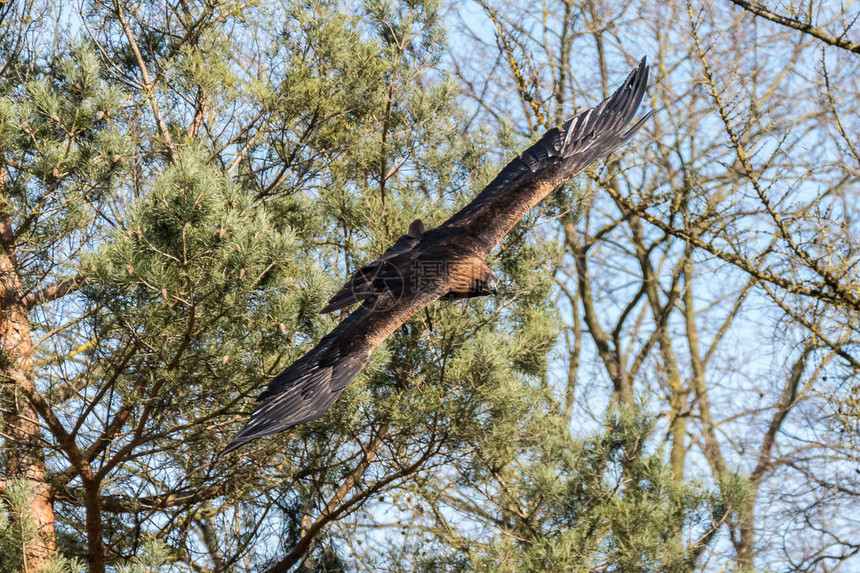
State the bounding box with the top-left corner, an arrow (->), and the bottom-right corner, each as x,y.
82,478 -> 106,573
1,165 -> 57,571
736,509 -> 756,571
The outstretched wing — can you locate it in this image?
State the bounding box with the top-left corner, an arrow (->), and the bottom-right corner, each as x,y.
221,59 -> 650,455
443,57 -> 651,254
220,283 -> 444,456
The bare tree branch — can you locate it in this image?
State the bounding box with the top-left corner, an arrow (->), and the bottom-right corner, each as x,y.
724,0 -> 860,54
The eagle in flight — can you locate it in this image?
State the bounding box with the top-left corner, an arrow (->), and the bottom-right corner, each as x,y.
221,58 -> 651,455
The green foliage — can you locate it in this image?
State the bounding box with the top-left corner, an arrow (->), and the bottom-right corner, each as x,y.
0,480 -> 37,571
0,42 -> 126,281
434,407 -> 733,573
0,481 -> 84,573
114,536 -> 170,573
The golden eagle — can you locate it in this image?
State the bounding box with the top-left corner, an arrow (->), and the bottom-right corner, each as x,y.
221,58 -> 651,455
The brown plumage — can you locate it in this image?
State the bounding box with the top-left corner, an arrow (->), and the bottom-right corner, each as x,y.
220,58 -> 652,455
440,257 -> 498,300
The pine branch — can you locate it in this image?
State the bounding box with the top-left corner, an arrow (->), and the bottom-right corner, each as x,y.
112,1 -> 178,162
22,274 -> 87,309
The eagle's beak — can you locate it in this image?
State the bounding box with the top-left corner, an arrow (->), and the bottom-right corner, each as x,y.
488,273 -> 499,295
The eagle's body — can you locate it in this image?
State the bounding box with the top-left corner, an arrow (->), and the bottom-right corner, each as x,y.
319,220 -> 497,314
220,58 -> 652,455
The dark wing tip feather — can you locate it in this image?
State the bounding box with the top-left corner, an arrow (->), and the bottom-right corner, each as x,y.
557,56 -> 650,161
218,313 -> 371,456
620,108 -> 654,142
320,290 -> 356,314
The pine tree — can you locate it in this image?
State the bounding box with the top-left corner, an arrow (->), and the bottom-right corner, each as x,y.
0,39 -> 127,569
